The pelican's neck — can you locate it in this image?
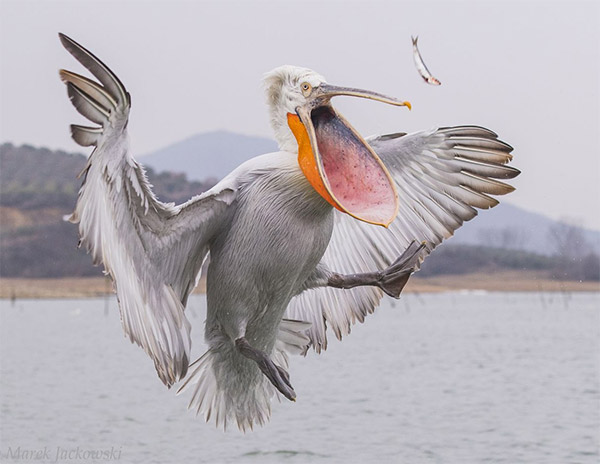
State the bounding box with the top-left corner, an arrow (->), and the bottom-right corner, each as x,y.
276,130 -> 299,154
270,110 -> 299,153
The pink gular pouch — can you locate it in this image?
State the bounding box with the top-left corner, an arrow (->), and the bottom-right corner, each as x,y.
302,105 -> 399,227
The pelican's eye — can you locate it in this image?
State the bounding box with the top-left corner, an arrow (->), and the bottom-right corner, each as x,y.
300,82 -> 312,97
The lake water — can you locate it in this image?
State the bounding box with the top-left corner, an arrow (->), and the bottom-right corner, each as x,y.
1,292 -> 598,463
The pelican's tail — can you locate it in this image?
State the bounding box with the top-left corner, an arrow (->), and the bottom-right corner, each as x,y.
177,319 -> 311,431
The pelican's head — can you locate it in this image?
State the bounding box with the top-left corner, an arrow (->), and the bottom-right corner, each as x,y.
264,66 -> 327,152
263,65 -> 411,227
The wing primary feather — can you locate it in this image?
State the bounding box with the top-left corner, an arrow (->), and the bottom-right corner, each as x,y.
454,157 -> 521,179
66,82 -> 110,124
437,125 -> 498,138
59,69 -> 118,111
456,171 -> 515,195
59,33 -> 129,107
448,135 -> 513,152
70,124 -> 102,147
451,146 -> 513,164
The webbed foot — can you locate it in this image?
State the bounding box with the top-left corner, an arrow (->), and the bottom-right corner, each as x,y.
376,241 -> 427,298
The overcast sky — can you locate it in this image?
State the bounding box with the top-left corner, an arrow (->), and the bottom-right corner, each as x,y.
1,0 -> 599,230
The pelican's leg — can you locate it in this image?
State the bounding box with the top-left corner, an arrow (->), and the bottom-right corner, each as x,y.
235,337 -> 296,402
328,241 -> 426,298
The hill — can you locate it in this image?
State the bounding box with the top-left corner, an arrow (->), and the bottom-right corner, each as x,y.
1,142 -> 598,282
139,130 -> 278,182
0,143 -> 215,277
139,132 -> 600,257
450,202 -> 600,256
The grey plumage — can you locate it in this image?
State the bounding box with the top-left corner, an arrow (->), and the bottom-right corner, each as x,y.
286,127 -> 517,351
58,34 -> 519,431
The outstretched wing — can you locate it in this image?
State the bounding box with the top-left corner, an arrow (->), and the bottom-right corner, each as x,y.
59,34 -> 237,386
286,126 -> 519,351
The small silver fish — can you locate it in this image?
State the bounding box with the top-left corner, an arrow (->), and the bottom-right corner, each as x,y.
411,36 -> 441,86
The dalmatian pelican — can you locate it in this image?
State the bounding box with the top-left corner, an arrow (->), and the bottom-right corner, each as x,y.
58,33 -> 519,430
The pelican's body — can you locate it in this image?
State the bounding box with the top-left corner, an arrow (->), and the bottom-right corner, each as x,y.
194,154 -> 333,425
58,34 -> 519,430
207,154 -> 332,345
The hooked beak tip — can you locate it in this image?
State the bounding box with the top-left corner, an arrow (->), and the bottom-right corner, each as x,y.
404,101 -> 412,111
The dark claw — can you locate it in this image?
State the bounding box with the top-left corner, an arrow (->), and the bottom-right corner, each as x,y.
276,364 -> 293,390
235,337 -> 296,401
257,359 -> 296,401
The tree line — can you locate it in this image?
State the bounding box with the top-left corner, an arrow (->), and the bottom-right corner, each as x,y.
1,143 -> 598,281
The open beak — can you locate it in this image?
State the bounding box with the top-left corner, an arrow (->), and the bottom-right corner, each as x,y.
314,84 -> 411,110
289,84 -> 411,227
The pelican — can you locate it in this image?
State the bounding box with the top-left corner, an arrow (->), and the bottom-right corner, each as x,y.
58,33 -> 519,430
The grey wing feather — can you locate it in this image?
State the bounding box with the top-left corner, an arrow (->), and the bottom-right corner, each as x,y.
59,33 -> 237,387
286,126 -> 519,352
66,81 -> 110,124
60,69 -> 118,111
59,33 -> 129,106
70,125 -> 103,148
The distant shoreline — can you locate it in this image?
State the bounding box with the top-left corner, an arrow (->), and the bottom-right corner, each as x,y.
1,271 -> 598,299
